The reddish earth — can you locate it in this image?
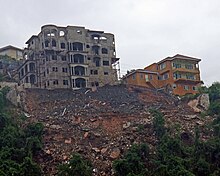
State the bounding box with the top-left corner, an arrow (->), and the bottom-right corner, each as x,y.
21,85 -> 211,175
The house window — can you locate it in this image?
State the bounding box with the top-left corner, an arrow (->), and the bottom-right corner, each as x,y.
95,82 -> 99,86
186,74 -> 195,80
184,85 -> 189,90
53,80 -> 59,85
61,56 -> 67,61
45,40 -> 50,47
104,72 -> 108,75
158,76 -> 162,80
173,63 -> 181,68
62,67 -> 68,73
145,74 -> 149,81
93,57 -> 101,67
159,63 -> 166,70
185,64 -> 193,70
193,86 -> 198,91
103,60 -> 109,66
52,55 -> 57,60
94,70 -> 98,75
60,42 -> 66,49
90,70 -> 98,75
132,74 -> 136,80
63,80 -> 69,85
173,73 -> 181,79
52,67 -> 58,72
140,74 -> 144,79
52,39 -> 56,47
102,48 -> 108,54
163,73 -> 169,80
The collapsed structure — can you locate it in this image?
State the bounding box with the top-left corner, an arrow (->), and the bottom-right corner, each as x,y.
18,24 -> 120,89
122,54 -> 203,96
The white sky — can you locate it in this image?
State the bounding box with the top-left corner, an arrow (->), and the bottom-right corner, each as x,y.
0,0 -> 220,85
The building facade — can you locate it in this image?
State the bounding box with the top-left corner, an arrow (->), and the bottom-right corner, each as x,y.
18,24 -> 120,89
0,45 -> 23,60
122,69 -> 159,89
123,54 -> 203,96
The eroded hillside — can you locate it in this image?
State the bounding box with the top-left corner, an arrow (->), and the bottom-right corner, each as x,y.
22,85 -> 211,175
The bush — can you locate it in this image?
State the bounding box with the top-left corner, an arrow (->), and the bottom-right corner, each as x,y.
150,109 -> 166,138
209,101 -> 220,115
208,82 -> 220,102
113,143 -> 149,176
58,153 -> 92,176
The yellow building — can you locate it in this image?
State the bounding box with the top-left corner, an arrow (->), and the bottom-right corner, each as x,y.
0,45 -> 23,60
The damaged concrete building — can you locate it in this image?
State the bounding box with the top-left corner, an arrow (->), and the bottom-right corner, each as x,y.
18,24 -> 120,89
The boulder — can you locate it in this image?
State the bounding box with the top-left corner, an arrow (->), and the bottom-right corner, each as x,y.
188,94 -> 210,113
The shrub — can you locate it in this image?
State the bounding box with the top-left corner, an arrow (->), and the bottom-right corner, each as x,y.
150,109 -> 166,138
113,143 -> 149,176
58,153 -> 92,176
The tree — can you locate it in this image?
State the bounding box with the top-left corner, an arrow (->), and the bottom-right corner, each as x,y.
20,157 -> 42,176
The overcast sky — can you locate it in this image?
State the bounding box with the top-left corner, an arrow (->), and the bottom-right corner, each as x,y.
0,0 -> 219,85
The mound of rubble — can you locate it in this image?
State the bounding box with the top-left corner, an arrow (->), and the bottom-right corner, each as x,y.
22,85 -> 211,175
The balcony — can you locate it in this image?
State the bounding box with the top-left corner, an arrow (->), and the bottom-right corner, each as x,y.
174,78 -> 203,84
172,67 -> 200,74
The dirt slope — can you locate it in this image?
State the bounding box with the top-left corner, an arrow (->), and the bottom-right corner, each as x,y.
22,85 -> 209,175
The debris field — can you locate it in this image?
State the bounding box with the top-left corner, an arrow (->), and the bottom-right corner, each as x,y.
22,85 -> 211,176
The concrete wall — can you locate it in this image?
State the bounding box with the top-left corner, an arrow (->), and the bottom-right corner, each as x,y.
18,25 -> 119,89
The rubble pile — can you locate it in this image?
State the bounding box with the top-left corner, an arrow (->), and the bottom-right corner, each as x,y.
22,85 -> 211,175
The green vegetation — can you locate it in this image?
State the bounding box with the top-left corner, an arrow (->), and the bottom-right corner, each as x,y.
0,88 -> 43,175
114,82 -> 220,176
113,143 -> 149,176
58,153 -> 93,176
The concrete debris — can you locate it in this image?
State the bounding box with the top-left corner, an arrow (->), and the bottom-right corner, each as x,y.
21,85 -> 212,176
123,122 -> 131,129
61,108 -> 67,116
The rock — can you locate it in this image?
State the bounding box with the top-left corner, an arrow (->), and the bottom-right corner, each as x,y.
63,155 -> 68,160
64,138 -> 72,144
92,148 -> 101,153
93,132 -> 101,137
90,118 -> 97,122
46,150 -> 51,154
188,99 -> 201,113
185,115 -> 198,119
110,148 -> 120,159
196,121 -> 204,125
101,148 -> 108,154
84,132 -> 89,138
50,124 -> 61,130
188,94 -> 210,113
199,94 -> 210,110
123,122 -> 131,129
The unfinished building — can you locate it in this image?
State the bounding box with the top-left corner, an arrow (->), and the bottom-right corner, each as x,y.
18,24 -> 120,89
